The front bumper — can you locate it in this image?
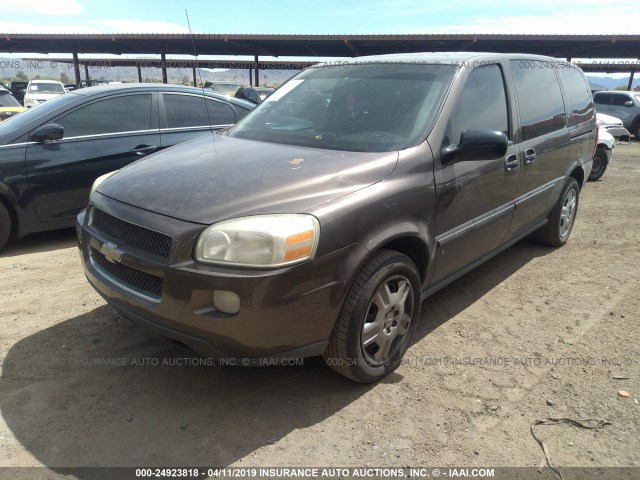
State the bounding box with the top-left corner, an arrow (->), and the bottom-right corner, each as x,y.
77,195 -> 368,361
603,126 -> 631,143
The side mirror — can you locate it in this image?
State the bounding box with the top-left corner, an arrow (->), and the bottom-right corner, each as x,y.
624,100 -> 633,107
31,123 -> 64,143
441,130 -> 508,163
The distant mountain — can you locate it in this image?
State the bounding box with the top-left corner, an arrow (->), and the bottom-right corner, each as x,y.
0,57 -> 297,87
585,75 -> 639,91
2,57 -> 636,92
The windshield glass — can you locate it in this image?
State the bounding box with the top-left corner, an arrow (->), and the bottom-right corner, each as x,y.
0,91 -> 21,107
28,83 -> 65,94
228,62 -> 456,152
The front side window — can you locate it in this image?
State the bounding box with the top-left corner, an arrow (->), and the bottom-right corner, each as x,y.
229,63 -> 456,152
509,61 -> 566,141
55,94 -> 152,137
163,94 -> 236,128
447,64 -> 509,146
611,94 -> 633,107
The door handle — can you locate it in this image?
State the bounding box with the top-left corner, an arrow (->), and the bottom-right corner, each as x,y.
523,148 -> 536,166
504,154 -> 519,172
130,145 -> 158,155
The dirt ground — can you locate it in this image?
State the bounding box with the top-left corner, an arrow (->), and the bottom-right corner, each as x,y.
0,142 -> 639,476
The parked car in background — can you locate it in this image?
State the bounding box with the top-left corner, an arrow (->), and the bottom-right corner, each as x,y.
77,79 -> 109,89
203,81 -> 242,96
23,80 -> 66,108
589,119 -> 616,181
593,90 -> 640,140
235,86 -> 275,104
77,53 -> 595,383
0,87 -> 26,122
7,81 -> 28,105
596,112 -> 631,143
0,84 -> 254,251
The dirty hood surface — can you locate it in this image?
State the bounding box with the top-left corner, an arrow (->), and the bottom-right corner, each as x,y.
98,133 -> 398,224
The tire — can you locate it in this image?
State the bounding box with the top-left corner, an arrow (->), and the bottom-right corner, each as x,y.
533,177 -> 579,247
588,146 -> 609,181
323,249 -> 421,383
635,124 -> 640,141
0,202 -> 12,252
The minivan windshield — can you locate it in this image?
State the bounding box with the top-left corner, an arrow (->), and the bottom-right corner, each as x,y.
229,62 -> 456,152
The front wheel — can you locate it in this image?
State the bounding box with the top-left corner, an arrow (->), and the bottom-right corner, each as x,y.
588,146 -> 609,181
323,249 -> 421,383
533,177 -> 579,247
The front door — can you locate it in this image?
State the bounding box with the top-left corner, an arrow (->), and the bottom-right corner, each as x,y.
26,93 -> 159,223
433,63 -> 519,285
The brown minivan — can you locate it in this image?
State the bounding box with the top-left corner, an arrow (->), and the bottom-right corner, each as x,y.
77,53 -> 595,383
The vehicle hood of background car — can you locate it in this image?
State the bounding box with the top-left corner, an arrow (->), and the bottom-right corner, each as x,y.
0,106 -> 25,120
25,92 -> 62,100
97,134 -> 399,224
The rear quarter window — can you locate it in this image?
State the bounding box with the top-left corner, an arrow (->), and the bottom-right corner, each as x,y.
559,67 -> 594,126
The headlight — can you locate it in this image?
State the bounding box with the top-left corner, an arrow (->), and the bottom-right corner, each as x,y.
195,214 -> 320,268
89,170 -> 118,198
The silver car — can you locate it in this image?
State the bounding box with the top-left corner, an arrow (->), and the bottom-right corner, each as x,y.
593,90 -> 640,140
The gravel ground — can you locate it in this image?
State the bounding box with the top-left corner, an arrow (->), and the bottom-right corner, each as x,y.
0,142 -> 639,477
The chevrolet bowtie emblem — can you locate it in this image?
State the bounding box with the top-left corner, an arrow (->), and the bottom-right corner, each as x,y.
100,241 -> 124,264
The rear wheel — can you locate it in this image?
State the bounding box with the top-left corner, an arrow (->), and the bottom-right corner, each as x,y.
588,146 -> 609,181
0,202 -> 12,252
533,177 -> 579,247
323,249 -> 421,383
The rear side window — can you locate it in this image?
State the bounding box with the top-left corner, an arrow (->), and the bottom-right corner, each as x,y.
56,94 -> 152,137
509,61 -> 566,141
559,67 -> 594,126
163,94 -> 236,128
448,64 -> 510,145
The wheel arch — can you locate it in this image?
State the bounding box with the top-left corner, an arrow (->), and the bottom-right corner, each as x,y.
570,165 -> 585,190
0,192 -> 17,232
377,235 -> 429,283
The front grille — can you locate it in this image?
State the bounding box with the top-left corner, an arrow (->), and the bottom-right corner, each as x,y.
91,208 -> 172,258
91,247 -> 163,299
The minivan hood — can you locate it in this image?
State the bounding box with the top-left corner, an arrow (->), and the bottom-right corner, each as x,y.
98,134 -> 398,224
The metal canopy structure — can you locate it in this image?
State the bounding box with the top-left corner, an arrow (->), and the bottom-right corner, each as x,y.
3,33 -> 639,87
2,33 -> 640,58
25,57 -> 640,73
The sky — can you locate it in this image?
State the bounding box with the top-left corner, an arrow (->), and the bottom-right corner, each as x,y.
0,0 -> 638,36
